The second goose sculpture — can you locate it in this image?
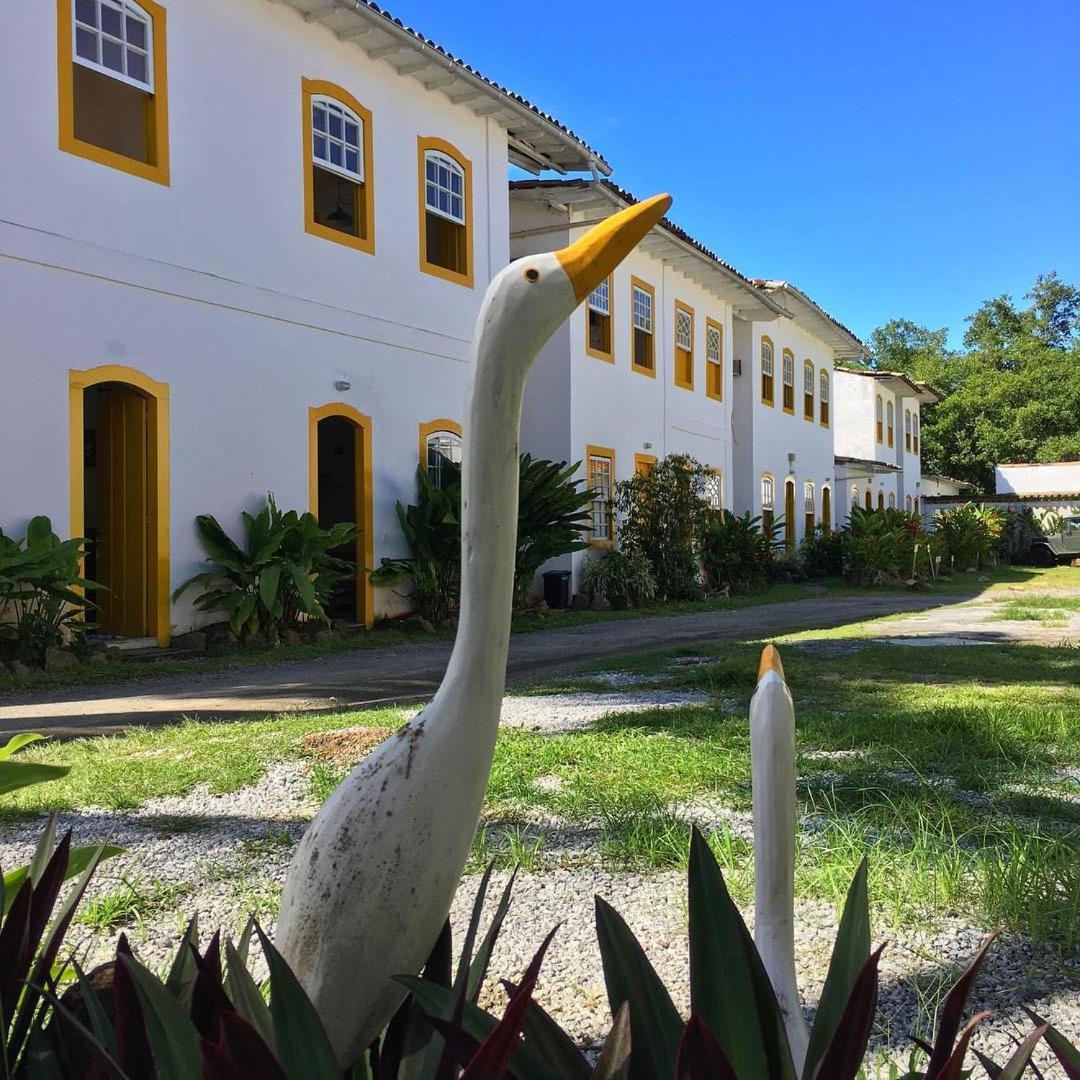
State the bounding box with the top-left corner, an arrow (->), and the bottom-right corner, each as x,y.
277,192 -> 673,1067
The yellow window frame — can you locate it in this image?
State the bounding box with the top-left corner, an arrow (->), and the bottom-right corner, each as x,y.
586,444 -> 616,548
301,78 -> 376,256
630,276 -> 657,378
673,300 -> 694,390
417,136 -> 474,288
705,317 -> 724,402
57,0 -> 170,185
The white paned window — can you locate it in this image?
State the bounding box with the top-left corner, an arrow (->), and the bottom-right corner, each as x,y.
804,481 -> 815,508
851,485 -> 859,505
632,286 -> 652,333
425,151 -> 466,224
588,454 -> 614,540
588,278 -> 610,314
761,476 -> 775,511
73,0 -> 152,90
426,430 -> 462,490
676,307 -> 693,351
889,492 -> 896,508
707,324 -> 721,364
820,370 -> 829,402
705,473 -> 723,510
312,96 -> 364,182
761,340 -> 774,376
804,363 -> 814,395
783,352 -> 794,386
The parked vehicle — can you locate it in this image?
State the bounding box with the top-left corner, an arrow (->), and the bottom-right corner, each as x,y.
1031,514 -> 1080,565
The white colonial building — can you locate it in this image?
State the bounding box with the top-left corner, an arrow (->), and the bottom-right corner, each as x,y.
832,369 -> 941,522
730,284 -> 868,546
509,180 -> 787,589
0,0 -> 605,642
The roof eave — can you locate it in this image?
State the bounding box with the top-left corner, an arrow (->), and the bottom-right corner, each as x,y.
276,0 -> 610,175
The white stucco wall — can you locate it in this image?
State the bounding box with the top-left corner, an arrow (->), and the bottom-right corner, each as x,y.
995,462 -> 1080,496
511,200 -> 743,592
732,320 -> 836,539
0,0 -> 512,633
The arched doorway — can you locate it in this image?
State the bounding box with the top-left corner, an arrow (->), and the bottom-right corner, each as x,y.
821,486 -> 831,533
309,404 -> 374,628
69,365 -> 170,646
784,479 -> 796,551
864,489 -> 873,510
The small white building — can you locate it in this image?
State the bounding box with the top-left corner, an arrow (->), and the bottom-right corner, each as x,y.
509,180 -> 786,592
731,284 -> 868,546
0,0 -> 605,642
832,369 -> 941,521
995,462 -> 1080,497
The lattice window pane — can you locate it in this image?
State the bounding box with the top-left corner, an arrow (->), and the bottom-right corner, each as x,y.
804,481 -> 815,508
632,287 -> 652,333
72,0 -> 153,90
676,308 -> 693,351
589,456 -> 613,539
312,97 -> 364,183
783,352 -> 794,385
761,477 -> 774,510
707,325 -> 721,363
588,277 -> 610,314
804,364 -> 814,394
705,473 -> 723,510
761,341 -> 773,376
820,371 -> 829,401
425,151 -> 466,224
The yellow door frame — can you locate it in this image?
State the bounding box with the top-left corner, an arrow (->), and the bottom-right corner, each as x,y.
308,403 -> 375,628
69,364 -> 170,647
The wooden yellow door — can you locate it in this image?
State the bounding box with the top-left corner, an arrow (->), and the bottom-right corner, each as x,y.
96,386 -> 150,636
784,481 -> 796,551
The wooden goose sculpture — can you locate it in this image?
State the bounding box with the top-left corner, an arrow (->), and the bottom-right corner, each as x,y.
277,192 -> 673,1067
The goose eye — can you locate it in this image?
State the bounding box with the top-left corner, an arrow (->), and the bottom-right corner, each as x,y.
524,268 -> 540,283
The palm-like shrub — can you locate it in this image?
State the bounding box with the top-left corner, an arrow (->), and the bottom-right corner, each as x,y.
0,517 -> 99,663
373,455 -> 594,620
514,455 -> 594,607
371,462 -> 462,624
172,494 -> 360,639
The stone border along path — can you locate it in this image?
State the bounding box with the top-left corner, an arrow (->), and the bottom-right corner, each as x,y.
0,592 -> 993,738
1,682 -> 1076,1075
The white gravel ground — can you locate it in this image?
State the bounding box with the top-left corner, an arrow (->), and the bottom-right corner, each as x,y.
1,686 -> 1076,1075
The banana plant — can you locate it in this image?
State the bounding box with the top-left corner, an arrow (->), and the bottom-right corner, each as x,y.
172,494 -> 360,638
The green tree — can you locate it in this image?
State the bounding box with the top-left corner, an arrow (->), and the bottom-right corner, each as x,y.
868,273 -> 1080,490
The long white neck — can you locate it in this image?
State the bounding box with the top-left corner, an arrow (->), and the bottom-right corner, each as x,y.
435,266 -> 573,729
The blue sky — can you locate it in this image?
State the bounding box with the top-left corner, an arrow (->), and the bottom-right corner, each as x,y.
396,0 -> 1080,349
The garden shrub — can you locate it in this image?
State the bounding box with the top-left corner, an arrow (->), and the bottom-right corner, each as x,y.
933,503 -> 1004,569
841,507 -> 930,584
0,516 -> 97,665
615,453 -> 712,601
579,548 -> 657,609
799,524 -> 844,578
172,494 -> 360,639
700,510 -> 776,593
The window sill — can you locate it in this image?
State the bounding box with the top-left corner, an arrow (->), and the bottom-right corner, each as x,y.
588,538 -> 616,550
420,260 -> 474,289
306,219 -> 375,255
632,362 -> 657,379
586,347 -> 615,364
59,133 -> 169,185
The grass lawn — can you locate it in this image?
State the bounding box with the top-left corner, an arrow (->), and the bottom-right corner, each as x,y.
8,608 -> 1078,950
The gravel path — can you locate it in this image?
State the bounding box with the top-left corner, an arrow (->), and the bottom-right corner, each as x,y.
2,680 -> 1076,1074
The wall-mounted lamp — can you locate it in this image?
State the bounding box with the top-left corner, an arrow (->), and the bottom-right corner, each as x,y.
335,380 -> 351,392
643,441 -> 653,450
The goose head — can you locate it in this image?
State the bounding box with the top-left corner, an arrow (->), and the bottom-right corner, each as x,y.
470,192 -> 673,386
